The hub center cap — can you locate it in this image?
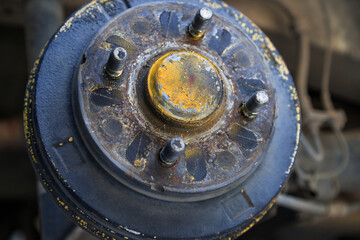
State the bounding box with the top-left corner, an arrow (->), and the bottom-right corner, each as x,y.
147,50 -> 223,124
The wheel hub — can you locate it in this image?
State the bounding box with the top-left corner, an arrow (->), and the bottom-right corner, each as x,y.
24,0 -> 300,239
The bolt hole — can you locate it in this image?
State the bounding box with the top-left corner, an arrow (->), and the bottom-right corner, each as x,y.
151,184 -> 165,192
81,54 -> 87,64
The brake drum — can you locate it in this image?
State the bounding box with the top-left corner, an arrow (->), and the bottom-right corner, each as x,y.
24,0 -> 300,239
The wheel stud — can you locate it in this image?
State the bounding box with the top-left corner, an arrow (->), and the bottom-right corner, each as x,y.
188,8 -> 213,39
159,137 -> 185,168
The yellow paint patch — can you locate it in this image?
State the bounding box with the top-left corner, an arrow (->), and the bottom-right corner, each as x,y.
55,1 -> 102,39
134,158 -> 145,167
147,50 -> 222,123
200,0 -> 223,9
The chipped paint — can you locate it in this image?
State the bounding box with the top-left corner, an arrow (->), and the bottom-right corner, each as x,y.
285,122 -> 301,175
226,199 -> 277,239
134,158 -> 146,168
200,0 -> 223,9
24,1 -> 300,239
124,227 -> 141,235
55,1 -> 102,39
22,3 -> 135,240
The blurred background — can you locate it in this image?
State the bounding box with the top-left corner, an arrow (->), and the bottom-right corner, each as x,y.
0,0 -> 360,239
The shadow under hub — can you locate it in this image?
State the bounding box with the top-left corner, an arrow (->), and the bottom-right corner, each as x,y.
24,0 -> 300,239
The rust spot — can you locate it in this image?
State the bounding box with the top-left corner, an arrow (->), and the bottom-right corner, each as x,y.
173,176 -> 180,182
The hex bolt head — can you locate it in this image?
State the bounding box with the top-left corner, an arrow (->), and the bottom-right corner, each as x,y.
104,47 -> 128,79
188,7 -> 213,39
159,137 -> 185,168
241,91 -> 269,119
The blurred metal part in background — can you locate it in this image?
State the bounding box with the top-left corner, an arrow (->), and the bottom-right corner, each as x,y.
227,0 -> 360,105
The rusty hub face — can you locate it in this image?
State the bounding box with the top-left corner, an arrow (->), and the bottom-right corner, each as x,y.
74,2 -> 276,201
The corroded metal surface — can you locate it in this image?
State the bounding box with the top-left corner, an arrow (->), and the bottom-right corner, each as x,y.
24,0 -> 300,239
147,50 -> 223,124
74,2 -> 276,201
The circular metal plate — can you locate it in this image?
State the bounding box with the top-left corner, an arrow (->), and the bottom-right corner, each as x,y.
24,0 -> 300,239
74,2 -> 276,201
146,50 -> 223,123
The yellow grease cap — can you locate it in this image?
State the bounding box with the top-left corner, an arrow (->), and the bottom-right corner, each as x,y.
147,51 -> 223,123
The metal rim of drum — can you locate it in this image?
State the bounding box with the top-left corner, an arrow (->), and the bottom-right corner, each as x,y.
24,0 -> 301,239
